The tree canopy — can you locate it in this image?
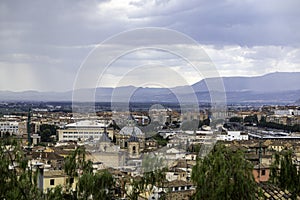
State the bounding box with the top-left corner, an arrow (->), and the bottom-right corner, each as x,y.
38,124 -> 58,142
0,139 -> 115,200
229,116 -> 243,123
0,138 -> 43,200
191,143 -> 257,200
270,150 -> 300,199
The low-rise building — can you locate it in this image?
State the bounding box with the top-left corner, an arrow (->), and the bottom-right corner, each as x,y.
217,123 -> 248,141
149,180 -> 195,200
253,164 -> 270,183
37,169 -> 76,193
217,130 -> 249,141
57,120 -> 112,141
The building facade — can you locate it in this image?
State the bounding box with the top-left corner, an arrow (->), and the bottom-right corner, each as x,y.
115,126 -> 145,151
0,121 -> 18,136
57,120 -> 112,141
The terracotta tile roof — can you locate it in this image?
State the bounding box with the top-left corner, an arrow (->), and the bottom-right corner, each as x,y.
165,180 -> 193,187
257,183 -> 298,200
49,147 -> 72,156
32,152 -> 64,160
43,170 -> 67,178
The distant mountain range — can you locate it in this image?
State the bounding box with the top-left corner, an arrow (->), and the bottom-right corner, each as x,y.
1,72 -> 299,104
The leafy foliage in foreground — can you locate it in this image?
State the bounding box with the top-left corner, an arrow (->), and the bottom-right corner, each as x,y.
0,138 -> 43,200
0,138 -> 115,200
270,150 -> 300,199
191,144 -> 257,200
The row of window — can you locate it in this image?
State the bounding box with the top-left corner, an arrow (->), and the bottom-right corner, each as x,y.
0,123 -> 18,126
0,128 -> 18,132
0,127 -> 18,129
63,135 -> 101,138
49,178 -> 73,186
172,185 -> 192,191
62,131 -> 103,135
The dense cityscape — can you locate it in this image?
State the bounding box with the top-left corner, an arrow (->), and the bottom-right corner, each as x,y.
1,101 -> 300,199
1,0 -> 300,199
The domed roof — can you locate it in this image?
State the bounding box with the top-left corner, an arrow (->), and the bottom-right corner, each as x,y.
119,126 -> 144,136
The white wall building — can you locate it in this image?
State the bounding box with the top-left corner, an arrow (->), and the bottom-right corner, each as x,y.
274,109 -> 300,116
0,121 -> 18,135
217,130 -> 248,141
57,120 -> 111,141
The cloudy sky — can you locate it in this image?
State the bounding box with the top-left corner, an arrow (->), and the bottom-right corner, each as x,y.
0,0 -> 300,91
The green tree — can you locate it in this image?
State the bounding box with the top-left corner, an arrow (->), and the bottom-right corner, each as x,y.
64,147 -> 114,199
270,150 -> 300,199
124,154 -> 168,200
152,133 -> 168,146
77,170 -> 114,200
39,124 -> 58,134
38,124 -> 58,142
260,116 -> 266,123
0,139 -> 115,200
4,131 -> 11,138
64,147 -> 93,185
44,185 -> 65,200
229,116 -> 243,123
40,129 -> 52,142
191,144 -> 256,200
125,169 -> 167,200
0,138 -> 43,200
244,115 -> 258,125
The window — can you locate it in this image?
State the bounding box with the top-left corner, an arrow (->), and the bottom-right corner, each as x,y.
261,169 -> 266,176
133,146 -> 136,153
50,179 -> 55,186
69,177 -> 74,184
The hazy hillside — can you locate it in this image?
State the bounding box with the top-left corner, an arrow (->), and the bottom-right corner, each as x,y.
0,72 -> 299,103
192,72 -> 300,92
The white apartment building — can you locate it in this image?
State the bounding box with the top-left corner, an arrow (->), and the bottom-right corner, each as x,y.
274,109 -> 300,116
216,122 -> 248,141
217,130 -> 248,141
57,120 -> 112,141
0,121 -> 18,135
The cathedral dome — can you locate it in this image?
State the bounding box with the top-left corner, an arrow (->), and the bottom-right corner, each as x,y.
119,126 -> 144,136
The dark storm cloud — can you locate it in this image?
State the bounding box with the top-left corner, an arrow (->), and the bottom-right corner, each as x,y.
128,0 -> 300,46
0,0 -> 299,91
2,0 -> 299,48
